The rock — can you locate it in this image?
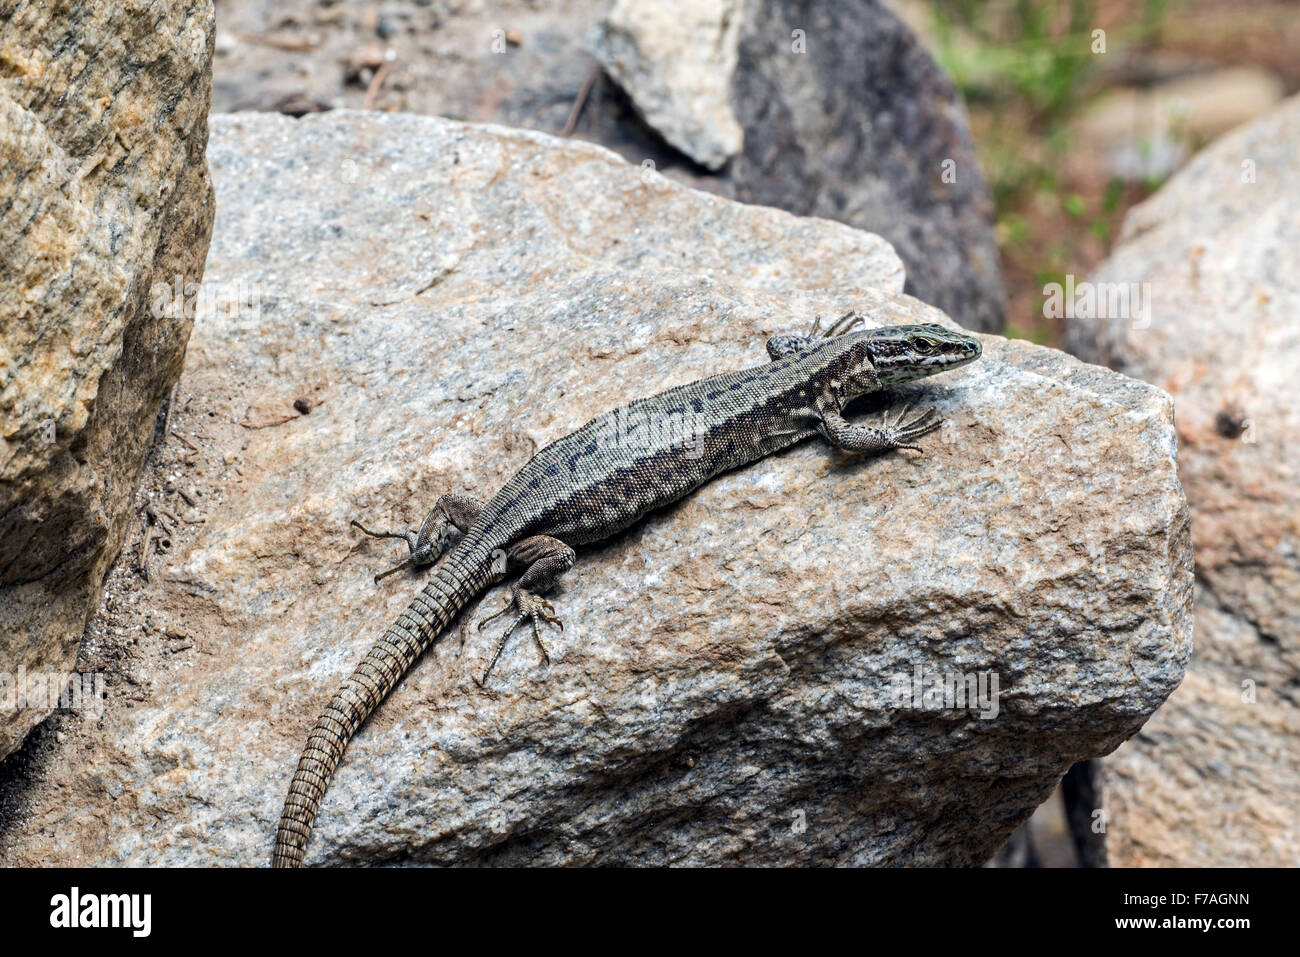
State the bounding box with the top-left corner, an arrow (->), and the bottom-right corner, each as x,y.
215,31 -> 239,57
1073,67 -> 1286,184
0,112 -> 1188,866
1035,64 -> 1289,189
1059,759 -> 1106,867
592,0 -> 744,170
210,0 -> 1005,334
0,1 -> 217,759
1076,66 -> 1285,152
588,0 -> 1006,334
1066,93 -> 1300,867
1105,134 -> 1188,184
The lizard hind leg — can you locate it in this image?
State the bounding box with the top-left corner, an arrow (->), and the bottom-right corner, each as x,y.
476,535 -> 575,685
351,492 -> 485,583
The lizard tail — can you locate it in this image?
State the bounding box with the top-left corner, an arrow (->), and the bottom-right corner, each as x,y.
272,544 -> 496,867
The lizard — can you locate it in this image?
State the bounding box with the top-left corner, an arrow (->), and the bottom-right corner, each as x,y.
271,313 -> 982,867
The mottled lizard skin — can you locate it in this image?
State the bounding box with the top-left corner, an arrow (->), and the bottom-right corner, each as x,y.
272,317 -> 981,866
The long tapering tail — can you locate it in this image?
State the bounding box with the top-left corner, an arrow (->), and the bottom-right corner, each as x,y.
272,543 -> 496,867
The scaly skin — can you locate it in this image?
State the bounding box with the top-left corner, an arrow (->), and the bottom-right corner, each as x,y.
272,315 -> 981,866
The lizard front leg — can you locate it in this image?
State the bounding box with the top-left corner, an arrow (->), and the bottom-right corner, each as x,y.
351,492 -> 485,582
767,310 -> 868,360
813,309 -> 866,339
819,402 -> 941,455
476,535 -> 575,685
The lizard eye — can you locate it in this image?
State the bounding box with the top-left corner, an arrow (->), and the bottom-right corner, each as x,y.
914,337 -> 937,353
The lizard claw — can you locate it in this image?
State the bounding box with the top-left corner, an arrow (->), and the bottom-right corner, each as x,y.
818,309 -> 865,339
351,518 -> 436,582
538,599 -> 563,630
476,587 -> 564,685
881,404 -> 941,453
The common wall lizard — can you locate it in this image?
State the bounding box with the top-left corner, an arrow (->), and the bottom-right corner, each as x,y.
272,314 -> 982,866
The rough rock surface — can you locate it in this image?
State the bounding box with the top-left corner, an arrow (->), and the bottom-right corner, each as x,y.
1067,94 -> 1300,867
0,112 -> 1188,866
0,0 -> 216,758
593,0 -> 744,170
207,0 -> 1005,334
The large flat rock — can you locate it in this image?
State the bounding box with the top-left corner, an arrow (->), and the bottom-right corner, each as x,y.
0,112 -> 1189,866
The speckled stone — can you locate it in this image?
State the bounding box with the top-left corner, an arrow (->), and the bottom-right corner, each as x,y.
589,0 -> 1007,334
1068,93 -> 1300,867
0,112 -> 1189,866
593,0 -> 744,170
0,0 -> 216,759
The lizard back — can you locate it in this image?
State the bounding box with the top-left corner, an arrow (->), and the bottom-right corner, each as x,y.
472,337 -> 855,547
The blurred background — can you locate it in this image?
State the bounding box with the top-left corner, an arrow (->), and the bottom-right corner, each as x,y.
900,0 -> 1296,344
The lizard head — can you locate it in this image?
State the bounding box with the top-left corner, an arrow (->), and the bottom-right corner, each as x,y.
856,323 -> 982,387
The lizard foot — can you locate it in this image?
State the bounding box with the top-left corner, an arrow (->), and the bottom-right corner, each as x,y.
809,309 -> 865,339
350,494 -> 484,583
476,587 -> 564,686
876,402 -> 941,453
820,400 -> 944,456
350,520 -> 432,582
